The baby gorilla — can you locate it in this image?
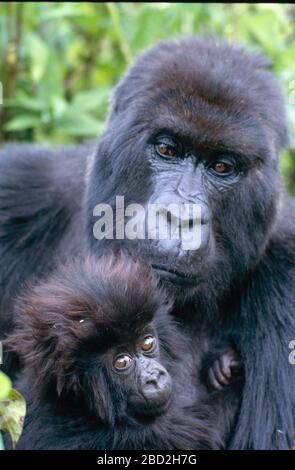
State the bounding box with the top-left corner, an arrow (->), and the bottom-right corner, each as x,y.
6,255 -> 242,450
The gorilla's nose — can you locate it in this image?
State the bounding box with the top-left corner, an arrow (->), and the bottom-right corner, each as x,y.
141,365 -> 172,406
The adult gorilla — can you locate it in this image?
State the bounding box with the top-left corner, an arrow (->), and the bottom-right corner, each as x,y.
0,37 -> 295,449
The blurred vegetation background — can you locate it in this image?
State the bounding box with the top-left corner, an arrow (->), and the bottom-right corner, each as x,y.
0,2 -> 295,192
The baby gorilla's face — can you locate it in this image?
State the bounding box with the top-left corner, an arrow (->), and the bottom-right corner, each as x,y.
104,326 -> 172,416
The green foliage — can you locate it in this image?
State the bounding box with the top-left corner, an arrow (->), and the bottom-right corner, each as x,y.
0,3 -> 294,190
0,371 -> 11,401
0,371 -> 26,449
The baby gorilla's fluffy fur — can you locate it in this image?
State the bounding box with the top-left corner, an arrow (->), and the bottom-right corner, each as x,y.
6,255 -> 241,450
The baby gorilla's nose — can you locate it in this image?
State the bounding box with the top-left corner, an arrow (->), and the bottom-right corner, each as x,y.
128,358 -> 172,417
141,364 -> 172,410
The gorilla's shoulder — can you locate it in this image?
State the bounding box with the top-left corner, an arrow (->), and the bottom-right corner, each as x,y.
0,142 -> 95,204
0,142 -> 99,229
0,142 -> 95,303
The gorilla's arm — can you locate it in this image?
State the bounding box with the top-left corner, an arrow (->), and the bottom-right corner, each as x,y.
231,199 -> 295,449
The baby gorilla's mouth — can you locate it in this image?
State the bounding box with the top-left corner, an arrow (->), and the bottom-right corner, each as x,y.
128,372 -> 172,419
129,395 -> 171,420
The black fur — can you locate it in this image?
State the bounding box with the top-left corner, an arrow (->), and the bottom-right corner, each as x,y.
85,37 -> 295,449
0,142 -> 94,369
0,37 -> 294,449
5,256 -> 240,450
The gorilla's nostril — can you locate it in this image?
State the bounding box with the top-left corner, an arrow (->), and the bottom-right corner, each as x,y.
142,370 -> 172,404
145,376 -> 157,385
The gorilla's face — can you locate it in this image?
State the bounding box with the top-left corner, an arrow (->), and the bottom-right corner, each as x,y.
106,329 -> 172,417
87,38 -> 288,300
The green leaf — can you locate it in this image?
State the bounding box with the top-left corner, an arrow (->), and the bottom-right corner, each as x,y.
42,4 -> 88,21
4,114 -> 41,131
51,95 -> 68,120
8,91 -> 46,112
26,33 -> 49,83
0,372 -> 11,401
0,389 -> 26,448
55,111 -> 103,137
71,89 -> 110,113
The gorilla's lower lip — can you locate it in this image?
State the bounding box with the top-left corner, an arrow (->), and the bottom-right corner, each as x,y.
152,264 -> 198,286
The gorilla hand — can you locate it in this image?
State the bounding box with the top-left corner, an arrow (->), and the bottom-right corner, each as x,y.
208,349 -> 243,391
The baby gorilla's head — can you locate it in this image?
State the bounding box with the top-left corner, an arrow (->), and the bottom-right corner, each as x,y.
10,255 -> 178,424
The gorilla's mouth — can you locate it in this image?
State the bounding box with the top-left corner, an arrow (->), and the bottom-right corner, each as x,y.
129,395 -> 171,420
133,399 -> 170,420
152,264 -> 199,286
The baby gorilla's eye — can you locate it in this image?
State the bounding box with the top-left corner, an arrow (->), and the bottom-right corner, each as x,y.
113,354 -> 133,371
141,336 -> 156,353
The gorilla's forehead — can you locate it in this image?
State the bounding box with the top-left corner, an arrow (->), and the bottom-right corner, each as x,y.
114,38 -> 287,155
131,38 -> 270,109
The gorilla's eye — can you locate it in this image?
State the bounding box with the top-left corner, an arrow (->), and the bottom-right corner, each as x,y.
155,139 -> 180,158
113,354 -> 133,371
141,336 -> 156,353
209,159 -> 235,176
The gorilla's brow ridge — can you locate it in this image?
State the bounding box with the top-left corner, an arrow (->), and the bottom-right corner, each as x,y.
148,114 -> 268,166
